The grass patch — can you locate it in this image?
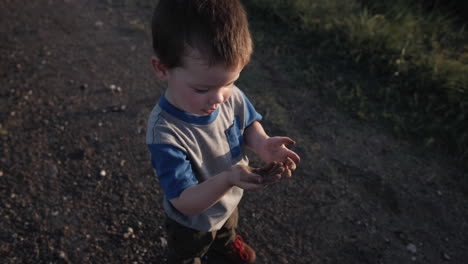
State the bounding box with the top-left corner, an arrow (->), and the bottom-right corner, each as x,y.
246,0 -> 468,165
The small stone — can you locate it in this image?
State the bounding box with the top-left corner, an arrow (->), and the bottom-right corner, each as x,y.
52,211 -> 59,216
95,21 -> 104,27
100,170 -> 106,177
109,84 -> 116,91
411,256 -> 417,261
137,126 -> 144,134
124,227 -> 134,239
437,190 -> 442,196
406,243 -> 417,254
120,105 -> 127,111
443,253 -> 451,260
120,160 -> 126,167
59,251 -> 66,259
48,165 -> 58,179
80,83 -> 88,90
0,171 -> 3,177
160,237 -> 168,248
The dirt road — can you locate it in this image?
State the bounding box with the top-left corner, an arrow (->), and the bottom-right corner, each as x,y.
1,0 -> 467,263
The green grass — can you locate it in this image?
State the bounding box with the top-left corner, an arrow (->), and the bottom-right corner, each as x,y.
246,0 -> 468,165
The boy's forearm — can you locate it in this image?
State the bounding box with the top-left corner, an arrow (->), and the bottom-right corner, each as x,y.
244,121 -> 269,154
169,170 -> 233,216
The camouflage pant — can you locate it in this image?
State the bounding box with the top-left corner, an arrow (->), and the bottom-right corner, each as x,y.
165,208 -> 238,264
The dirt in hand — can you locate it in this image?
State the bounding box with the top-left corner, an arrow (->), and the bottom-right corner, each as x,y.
252,161 -> 285,185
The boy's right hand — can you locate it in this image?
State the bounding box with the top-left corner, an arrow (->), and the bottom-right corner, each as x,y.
227,165 -> 264,191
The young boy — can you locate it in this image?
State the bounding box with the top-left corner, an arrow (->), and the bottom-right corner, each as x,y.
146,0 -> 300,263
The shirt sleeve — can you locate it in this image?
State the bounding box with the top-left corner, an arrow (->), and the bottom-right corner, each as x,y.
240,91 -> 262,127
147,143 -> 199,199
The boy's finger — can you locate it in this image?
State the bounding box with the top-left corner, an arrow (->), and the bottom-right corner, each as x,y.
280,137 -> 296,147
268,161 -> 281,175
285,157 -> 297,171
242,182 -> 264,191
250,174 -> 263,184
263,174 -> 281,185
286,150 -> 301,164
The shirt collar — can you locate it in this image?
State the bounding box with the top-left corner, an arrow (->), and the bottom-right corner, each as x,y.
158,93 -> 219,125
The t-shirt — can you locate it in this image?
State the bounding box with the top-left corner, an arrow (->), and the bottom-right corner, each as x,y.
146,86 -> 262,231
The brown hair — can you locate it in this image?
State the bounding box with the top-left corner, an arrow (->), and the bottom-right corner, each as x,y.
151,0 -> 253,69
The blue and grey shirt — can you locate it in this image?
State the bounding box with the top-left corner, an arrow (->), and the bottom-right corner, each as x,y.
146,86 -> 262,231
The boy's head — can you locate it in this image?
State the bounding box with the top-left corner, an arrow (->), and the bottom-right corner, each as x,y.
151,0 -> 253,116
151,0 -> 253,70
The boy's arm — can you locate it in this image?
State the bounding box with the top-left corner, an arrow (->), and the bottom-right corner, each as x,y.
170,165 -> 263,216
243,120 -> 269,151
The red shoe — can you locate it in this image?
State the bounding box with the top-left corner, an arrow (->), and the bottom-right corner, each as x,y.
224,235 -> 256,263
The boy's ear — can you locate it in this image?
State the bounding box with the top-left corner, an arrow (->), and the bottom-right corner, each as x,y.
151,56 -> 169,81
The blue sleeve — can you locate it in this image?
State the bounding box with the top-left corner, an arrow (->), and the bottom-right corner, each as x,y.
240,91 -> 262,127
147,144 -> 199,199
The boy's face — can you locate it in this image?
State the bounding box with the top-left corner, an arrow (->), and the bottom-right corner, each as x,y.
153,52 -> 243,116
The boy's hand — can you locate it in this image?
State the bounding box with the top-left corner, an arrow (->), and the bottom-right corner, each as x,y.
227,165 -> 264,191
252,161 -> 285,185
257,137 -> 300,177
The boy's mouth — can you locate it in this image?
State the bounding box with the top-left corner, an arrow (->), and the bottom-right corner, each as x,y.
202,106 -> 217,114
202,108 -> 216,114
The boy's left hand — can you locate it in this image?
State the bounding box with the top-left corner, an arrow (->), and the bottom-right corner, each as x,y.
258,137 -> 300,178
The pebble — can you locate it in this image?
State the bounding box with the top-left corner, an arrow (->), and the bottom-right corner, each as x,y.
443,253 -> 451,260
100,170 -> 106,177
48,165 -> 58,179
111,105 -> 126,112
123,227 -> 134,239
406,243 -> 417,254
109,84 -> 122,92
160,237 -> 168,248
0,170 -> 3,177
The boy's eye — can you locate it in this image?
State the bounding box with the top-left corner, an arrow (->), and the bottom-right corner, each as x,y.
194,88 -> 209,94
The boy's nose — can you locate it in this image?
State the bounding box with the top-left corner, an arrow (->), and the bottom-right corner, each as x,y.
210,91 -> 224,104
